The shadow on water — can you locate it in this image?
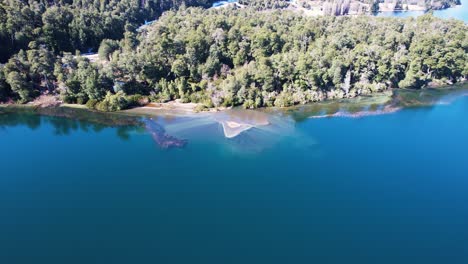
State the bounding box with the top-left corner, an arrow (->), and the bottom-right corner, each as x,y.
0,110 -> 42,130
0,106 -> 143,141
0,105 -> 190,148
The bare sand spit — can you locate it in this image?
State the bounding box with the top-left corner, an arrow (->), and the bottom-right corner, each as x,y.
125,100 -> 224,116
214,109 -> 270,138
29,95 -> 62,108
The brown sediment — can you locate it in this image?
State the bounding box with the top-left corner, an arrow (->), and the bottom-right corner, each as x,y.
309,105 -> 402,119
142,100 -> 199,112
126,100 -> 226,117
30,95 -> 62,108
217,109 -> 270,126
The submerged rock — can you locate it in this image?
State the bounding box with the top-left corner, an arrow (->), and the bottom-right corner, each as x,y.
143,118 -> 187,148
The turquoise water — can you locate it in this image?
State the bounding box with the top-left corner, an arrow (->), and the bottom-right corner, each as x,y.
212,0 -> 238,8
1,88 -> 468,263
375,0 -> 467,21
211,0 -> 468,21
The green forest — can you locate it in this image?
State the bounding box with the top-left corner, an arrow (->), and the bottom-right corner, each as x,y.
0,0 -> 467,111
238,0 -> 290,10
0,0 -> 216,62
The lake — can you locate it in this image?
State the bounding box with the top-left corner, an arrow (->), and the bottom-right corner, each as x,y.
212,0 -> 467,22
1,86 -> 468,263
374,0 -> 467,21
0,0 -> 466,262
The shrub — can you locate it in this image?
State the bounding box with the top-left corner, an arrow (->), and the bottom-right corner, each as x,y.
195,104 -> 210,112
95,91 -> 128,112
61,93 -> 76,104
274,92 -> 293,107
85,99 -> 98,109
98,39 -> 120,61
126,94 -> 149,108
76,96 -> 88,105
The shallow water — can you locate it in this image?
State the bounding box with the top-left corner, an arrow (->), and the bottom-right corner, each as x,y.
1,86 -> 468,263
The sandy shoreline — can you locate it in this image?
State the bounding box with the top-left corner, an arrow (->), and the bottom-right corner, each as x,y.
125,100 -> 227,116
2,83 -> 466,124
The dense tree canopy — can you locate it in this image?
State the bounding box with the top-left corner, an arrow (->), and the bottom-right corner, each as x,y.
239,0 -> 290,10
106,8 -> 467,108
0,4 -> 466,111
0,0 -> 216,62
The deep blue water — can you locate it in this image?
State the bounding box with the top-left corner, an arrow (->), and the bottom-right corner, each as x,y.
1,89 -> 468,263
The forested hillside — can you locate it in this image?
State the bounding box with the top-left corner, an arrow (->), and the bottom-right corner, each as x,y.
0,0 -> 216,62
102,9 -> 467,109
0,4 -> 467,111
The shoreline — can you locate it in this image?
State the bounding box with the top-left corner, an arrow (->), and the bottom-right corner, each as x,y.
375,3 -> 462,13
2,84 -> 468,139
125,82 -> 466,116
123,100 -> 228,116
1,83 -> 467,120
213,0 -> 462,15
376,2 -> 461,12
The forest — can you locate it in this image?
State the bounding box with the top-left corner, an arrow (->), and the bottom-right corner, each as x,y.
238,0 -> 290,10
0,1 -> 467,111
0,0 -> 216,62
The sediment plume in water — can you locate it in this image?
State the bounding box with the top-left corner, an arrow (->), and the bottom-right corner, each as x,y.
214,109 -> 270,138
219,113 -> 304,153
145,86 -> 468,143
152,109 -> 300,153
